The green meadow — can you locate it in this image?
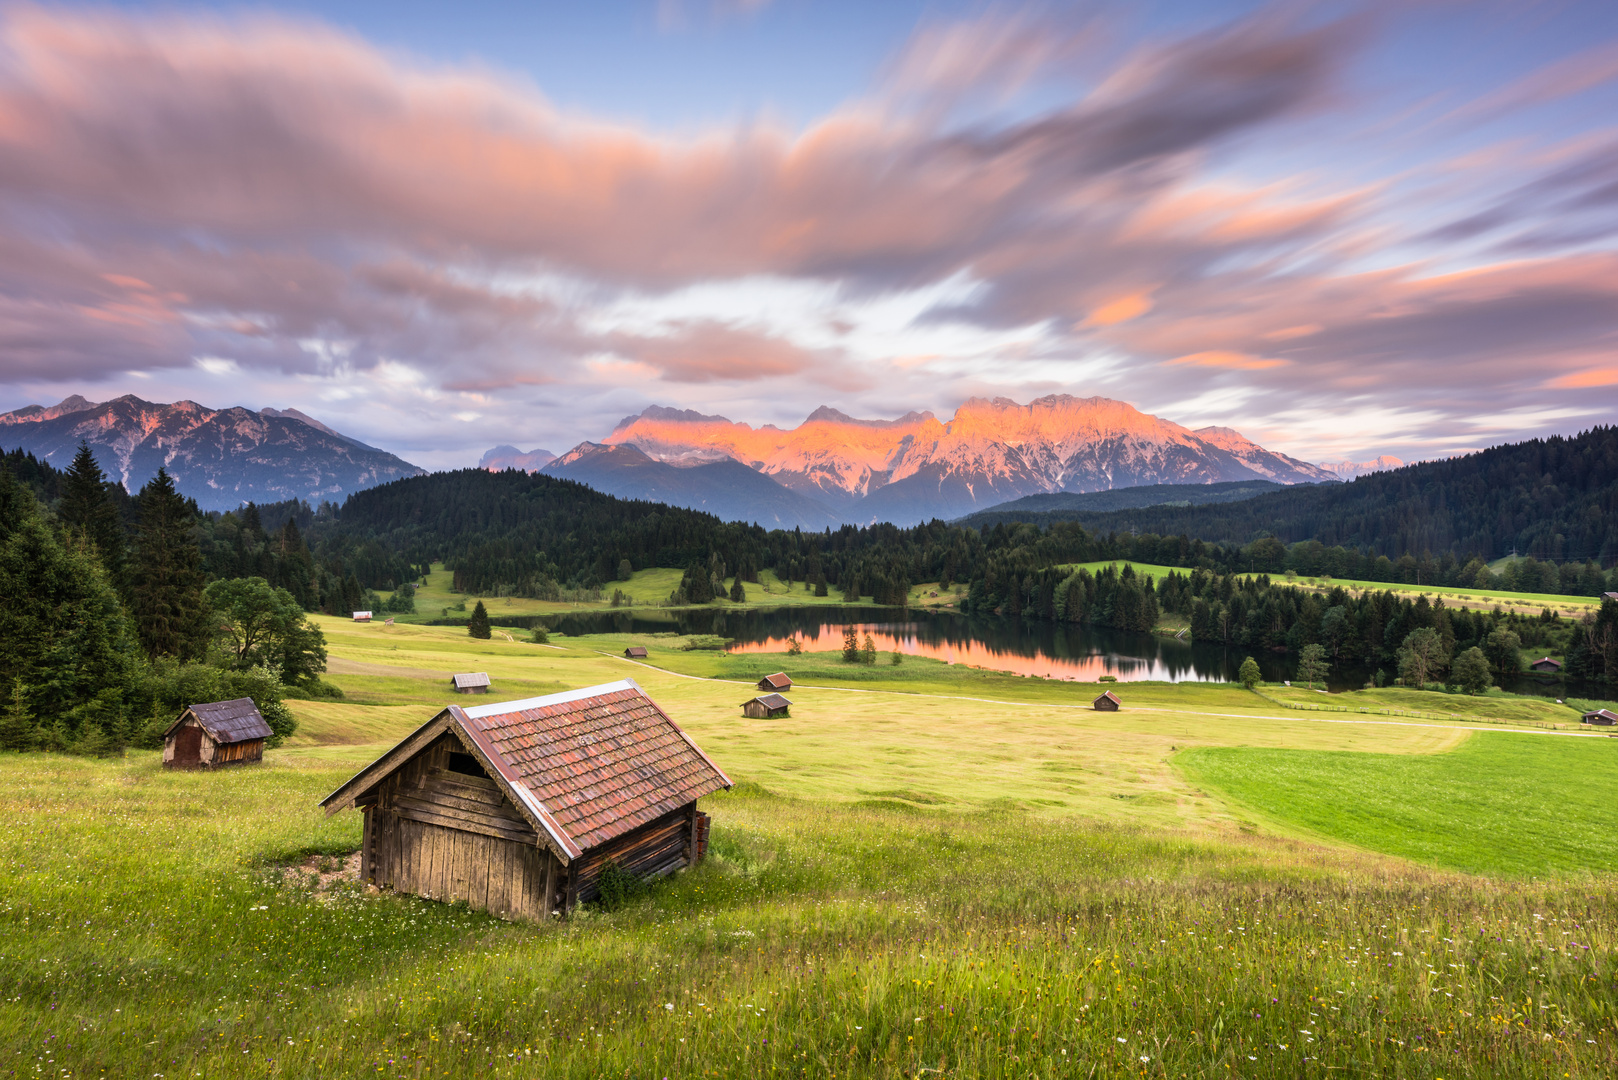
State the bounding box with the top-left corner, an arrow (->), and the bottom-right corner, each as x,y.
3,615 -> 1615,1077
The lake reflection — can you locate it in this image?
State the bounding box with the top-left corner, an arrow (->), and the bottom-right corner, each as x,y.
726,619 -> 1219,682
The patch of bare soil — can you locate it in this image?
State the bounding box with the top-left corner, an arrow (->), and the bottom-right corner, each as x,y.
282,850 -> 362,890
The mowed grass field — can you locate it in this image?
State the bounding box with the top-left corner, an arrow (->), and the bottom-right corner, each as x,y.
1180,735 -> 1618,876
3,615 -> 1616,1077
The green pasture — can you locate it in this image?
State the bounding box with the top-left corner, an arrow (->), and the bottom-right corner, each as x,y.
390,564 -> 912,623
4,615 -> 1617,1076
1062,559 -> 1599,613
1179,733 -> 1618,877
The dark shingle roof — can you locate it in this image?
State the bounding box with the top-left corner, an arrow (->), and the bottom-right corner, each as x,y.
750,693 -> 791,710
452,672 -> 491,689
456,680 -> 730,856
168,698 -> 273,744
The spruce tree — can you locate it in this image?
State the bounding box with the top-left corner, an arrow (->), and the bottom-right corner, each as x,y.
842,626 -> 859,663
729,577 -> 745,603
0,682 -> 34,751
468,600 -> 492,639
130,467 -> 209,660
58,443 -> 127,589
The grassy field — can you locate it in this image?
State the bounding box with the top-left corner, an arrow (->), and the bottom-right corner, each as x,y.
1179,734 -> 1618,876
393,564 -> 944,622
3,616 -> 1615,1077
1063,560 -> 1602,614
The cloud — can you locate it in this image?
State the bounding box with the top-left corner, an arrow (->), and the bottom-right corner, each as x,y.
0,3 -> 1610,469
1168,350 -> 1287,371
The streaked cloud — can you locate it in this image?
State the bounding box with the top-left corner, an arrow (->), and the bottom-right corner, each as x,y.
0,2 -> 1612,468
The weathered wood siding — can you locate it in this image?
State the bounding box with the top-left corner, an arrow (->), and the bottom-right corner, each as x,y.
162,714 -> 263,769
357,732 -> 710,918
360,732 -> 562,920
568,803 -> 698,906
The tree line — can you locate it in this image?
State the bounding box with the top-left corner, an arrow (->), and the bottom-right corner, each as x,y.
0,447 -> 336,756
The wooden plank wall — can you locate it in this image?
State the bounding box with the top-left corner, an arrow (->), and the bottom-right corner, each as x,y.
568,803 -> 697,905
361,732 -> 562,920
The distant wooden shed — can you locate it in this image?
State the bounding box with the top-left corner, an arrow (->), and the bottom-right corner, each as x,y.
353,610 -> 373,622
1529,656 -> 1562,673
1583,709 -> 1618,726
320,679 -> 731,919
1604,592 -> 1618,603
757,672 -> 792,692
624,646 -> 648,659
742,693 -> 791,719
163,698 -> 273,769
451,672 -> 491,695
1093,690 -> 1121,711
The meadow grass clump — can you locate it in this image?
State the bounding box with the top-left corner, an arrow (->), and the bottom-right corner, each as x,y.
1,755 -> 1614,1078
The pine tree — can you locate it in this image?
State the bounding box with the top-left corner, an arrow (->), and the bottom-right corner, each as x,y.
130,468 -> 209,660
861,633 -> 877,665
58,443 -> 126,589
842,626 -> 859,663
468,600 -> 492,639
729,577 -> 745,603
0,682 -> 34,751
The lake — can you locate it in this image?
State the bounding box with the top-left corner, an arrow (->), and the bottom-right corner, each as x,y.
463,604 -> 1573,695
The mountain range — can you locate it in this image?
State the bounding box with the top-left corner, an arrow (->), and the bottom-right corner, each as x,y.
1316,455 -> 1405,480
0,395 -> 424,511
502,396 -> 1338,527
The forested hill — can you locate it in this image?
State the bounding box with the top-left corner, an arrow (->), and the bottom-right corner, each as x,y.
987,426 -> 1618,566
329,467 -> 983,603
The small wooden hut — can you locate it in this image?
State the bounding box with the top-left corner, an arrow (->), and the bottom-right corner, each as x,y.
353,610 -> 373,622
1529,656 -> 1562,673
742,693 -> 791,719
320,679 -> 730,919
1093,690 -> 1121,711
1582,709 -> 1618,726
451,672 -> 491,695
163,698 -> 272,769
624,646 -> 648,659
757,672 -> 792,692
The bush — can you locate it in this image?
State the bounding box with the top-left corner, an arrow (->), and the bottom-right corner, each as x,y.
594,860 -> 649,912
1238,656 -> 1261,690
531,626 -> 550,644
136,660 -> 298,749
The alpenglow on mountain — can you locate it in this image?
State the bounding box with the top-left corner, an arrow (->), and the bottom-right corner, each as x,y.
504,395 -> 1337,528
0,395 -> 424,511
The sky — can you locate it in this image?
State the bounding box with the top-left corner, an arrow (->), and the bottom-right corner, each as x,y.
1,0 -> 1617,471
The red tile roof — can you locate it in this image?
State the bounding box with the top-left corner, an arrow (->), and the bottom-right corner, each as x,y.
456,680 -> 730,856
759,672 -> 792,690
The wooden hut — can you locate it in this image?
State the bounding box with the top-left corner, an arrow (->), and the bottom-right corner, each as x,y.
624,646 -> 648,659
1582,709 -> 1618,726
353,610 -> 373,622
1529,656 -> 1562,673
1093,690 -> 1121,711
756,672 -> 792,692
319,679 -> 730,919
451,672 -> 491,695
742,693 -> 791,719
163,698 -> 272,769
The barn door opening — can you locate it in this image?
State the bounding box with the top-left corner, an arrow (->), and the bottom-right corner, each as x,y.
173,725 -> 203,767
